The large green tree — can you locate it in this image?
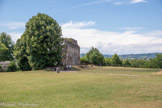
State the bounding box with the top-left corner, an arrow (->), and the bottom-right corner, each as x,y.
0,32 -> 14,61
84,47 -> 104,65
15,13 -> 63,70
111,54 -> 122,66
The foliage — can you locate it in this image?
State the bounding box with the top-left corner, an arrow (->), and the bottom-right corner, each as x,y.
111,54 -> 122,66
0,43 -> 8,61
7,62 -> 18,72
120,54 -> 162,68
118,53 -> 161,59
81,52 -> 162,68
0,65 -> 3,72
81,51 -> 162,68
80,56 -> 89,64
122,59 -> 131,67
64,38 -> 74,43
14,13 -> 63,70
0,32 -> 14,61
89,52 -> 104,65
104,58 -> 111,66
155,54 -> 162,68
18,56 -> 32,71
14,36 -> 31,71
82,47 -> 104,65
129,59 -> 147,68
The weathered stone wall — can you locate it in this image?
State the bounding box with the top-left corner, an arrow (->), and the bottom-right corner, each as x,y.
0,61 -> 10,70
62,38 -> 80,65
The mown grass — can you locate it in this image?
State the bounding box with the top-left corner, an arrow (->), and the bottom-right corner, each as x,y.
0,67 -> 162,108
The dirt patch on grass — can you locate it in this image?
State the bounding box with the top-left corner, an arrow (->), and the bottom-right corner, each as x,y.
153,71 -> 162,75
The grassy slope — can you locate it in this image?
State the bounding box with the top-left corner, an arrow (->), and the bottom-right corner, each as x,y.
0,67 -> 162,108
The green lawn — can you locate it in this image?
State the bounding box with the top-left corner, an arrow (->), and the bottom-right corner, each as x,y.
0,67 -> 162,108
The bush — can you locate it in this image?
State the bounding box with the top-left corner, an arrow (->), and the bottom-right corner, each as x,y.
111,54 -> 122,66
0,65 -> 3,72
104,58 -> 111,66
122,59 -> 131,67
7,62 -> 18,72
83,47 -> 104,65
80,56 -> 89,64
18,56 -> 32,71
156,54 -> 162,68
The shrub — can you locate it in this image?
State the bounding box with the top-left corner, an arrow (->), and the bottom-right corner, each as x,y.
122,59 -> 131,67
111,54 -> 122,66
0,65 -> 3,72
104,58 -> 111,66
80,56 -> 89,64
84,47 -> 104,65
18,56 -> 32,71
7,62 -> 18,72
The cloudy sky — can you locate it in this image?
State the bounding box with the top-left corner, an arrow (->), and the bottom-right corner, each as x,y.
0,0 -> 162,54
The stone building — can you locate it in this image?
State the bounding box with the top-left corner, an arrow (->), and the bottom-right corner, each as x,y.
62,38 -> 80,65
0,61 -> 10,71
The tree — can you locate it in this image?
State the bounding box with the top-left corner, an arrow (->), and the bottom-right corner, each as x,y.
14,37 -> 32,71
0,32 -> 14,61
122,59 -> 130,67
0,43 -> 8,61
16,13 -> 63,70
129,59 -> 138,67
104,58 -> 111,66
84,47 -> 104,65
155,54 -> 162,68
111,54 -> 122,66
143,59 -> 152,68
0,65 -> 3,72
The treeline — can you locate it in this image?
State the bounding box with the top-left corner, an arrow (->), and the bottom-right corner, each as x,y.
81,53 -> 162,59
119,53 -> 162,59
81,47 -> 162,68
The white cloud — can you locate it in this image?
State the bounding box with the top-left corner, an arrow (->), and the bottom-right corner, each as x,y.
120,27 -> 143,31
114,0 -> 147,5
4,20 -> 161,54
0,22 -> 25,30
145,30 -> 162,37
71,0 -> 147,7
114,2 -> 125,5
61,21 -> 95,29
61,21 -> 162,54
8,32 -> 23,43
71,0 -> 112,8
130,0 -> 147,4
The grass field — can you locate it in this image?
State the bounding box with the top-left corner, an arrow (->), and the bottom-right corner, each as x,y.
0,66 -> 162,108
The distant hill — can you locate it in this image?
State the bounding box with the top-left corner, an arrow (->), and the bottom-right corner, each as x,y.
118,53 -> 162,59
80,53 -> 86,58
80,53 -> 162,59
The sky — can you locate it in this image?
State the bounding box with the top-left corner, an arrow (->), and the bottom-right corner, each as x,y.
0,0 -> 162,54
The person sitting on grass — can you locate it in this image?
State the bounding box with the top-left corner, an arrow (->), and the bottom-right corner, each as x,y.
66,65 -> 69,71
69,65 -> 71,71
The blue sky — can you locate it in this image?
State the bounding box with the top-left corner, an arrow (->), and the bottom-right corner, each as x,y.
0,0 -> 162,54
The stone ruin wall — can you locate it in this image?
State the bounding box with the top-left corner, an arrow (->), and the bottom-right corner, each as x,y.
62,38 -> 80,65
